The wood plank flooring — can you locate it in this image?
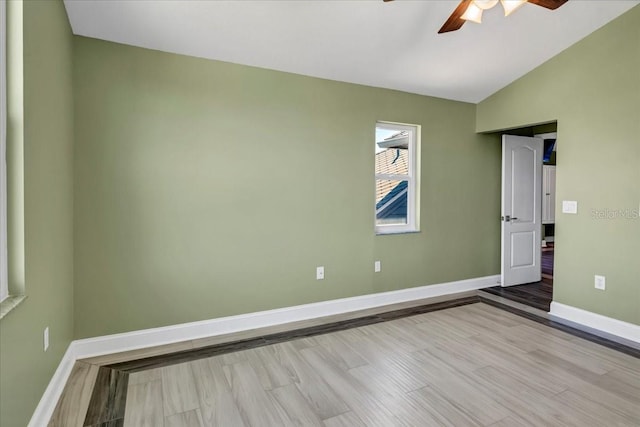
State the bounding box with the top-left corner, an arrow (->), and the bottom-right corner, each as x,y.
481,247 -> 554,312
47,362 -> 100,427
482,281 -> 553,311
49,300 -> 640,427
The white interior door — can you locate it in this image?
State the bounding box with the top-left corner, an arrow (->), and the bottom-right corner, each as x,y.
501,135 -> 542,286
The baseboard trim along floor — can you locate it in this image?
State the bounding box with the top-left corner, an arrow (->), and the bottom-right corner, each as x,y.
49,297 -> 639,426
28,344 -> 78,427
550,302 -> 640,350
72,275 -> 502,361
84,297 -> 482,425
31,274 -> 640,426
478,297 -> 640,357
30,274 -> 499,426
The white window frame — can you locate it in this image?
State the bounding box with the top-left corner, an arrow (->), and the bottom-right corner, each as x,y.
1,0 -> 8,302
375,121 -> 420,235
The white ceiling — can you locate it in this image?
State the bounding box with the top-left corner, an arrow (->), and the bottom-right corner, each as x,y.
63,0 -> 639,103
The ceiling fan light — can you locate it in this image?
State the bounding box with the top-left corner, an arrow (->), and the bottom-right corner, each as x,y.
473,0 -> 499,10
461,3 -> 484,23
500,0 -> 527,16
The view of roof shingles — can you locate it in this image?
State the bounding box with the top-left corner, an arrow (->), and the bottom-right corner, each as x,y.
375,180 -> 408,220
375,148 -> 408,203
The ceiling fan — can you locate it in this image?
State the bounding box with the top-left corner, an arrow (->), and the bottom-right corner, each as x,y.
384,0 -> 568,34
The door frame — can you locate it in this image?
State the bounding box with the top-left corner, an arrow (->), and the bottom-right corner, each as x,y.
535,132 -> 557,248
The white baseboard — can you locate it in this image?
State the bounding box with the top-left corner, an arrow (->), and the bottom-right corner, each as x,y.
30,274 -> 498,425
550,302 -> 640,345
73,274 -> 499,359
28,343 -> 77,427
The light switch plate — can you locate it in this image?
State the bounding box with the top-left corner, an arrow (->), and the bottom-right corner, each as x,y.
594,275 -> 606,290
562,200 -> 578,214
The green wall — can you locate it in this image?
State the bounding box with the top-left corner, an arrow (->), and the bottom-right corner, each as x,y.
477,6 -> 640,325
3,2 -> 638,424
73,37 -> 501,338
0,1 -> 75,426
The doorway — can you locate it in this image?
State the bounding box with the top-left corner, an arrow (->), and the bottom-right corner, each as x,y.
483,126 -> 557,312
538,132 -> 557,291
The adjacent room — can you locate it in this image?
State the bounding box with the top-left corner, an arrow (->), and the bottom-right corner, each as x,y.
1,1 -> 638,426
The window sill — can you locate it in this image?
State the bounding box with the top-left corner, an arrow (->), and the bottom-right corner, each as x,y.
375,230 -> 421,236
0,295 -> 26,319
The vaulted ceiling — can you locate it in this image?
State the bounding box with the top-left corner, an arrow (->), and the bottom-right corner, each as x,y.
63,0 -> 639,103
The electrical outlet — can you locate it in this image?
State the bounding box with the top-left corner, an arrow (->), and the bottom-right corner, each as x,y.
594,275 -> 606,290
44,327 -> 49,352
316,266 -> 324,280
374,261 -> 381,273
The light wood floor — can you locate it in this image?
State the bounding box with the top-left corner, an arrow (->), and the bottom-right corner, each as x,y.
51,302 -> 640,426
125,303 -> 638,426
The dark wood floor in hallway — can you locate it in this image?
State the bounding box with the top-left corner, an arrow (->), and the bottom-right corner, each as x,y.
483,246 -> 554,311
482,281 -> 553,311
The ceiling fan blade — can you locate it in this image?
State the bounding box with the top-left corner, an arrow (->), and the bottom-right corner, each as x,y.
438,0 -> 472,34
527,0 -> 568,10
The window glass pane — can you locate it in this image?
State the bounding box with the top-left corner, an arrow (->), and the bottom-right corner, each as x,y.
375,129 -> 409,176
375,179 -> 408,225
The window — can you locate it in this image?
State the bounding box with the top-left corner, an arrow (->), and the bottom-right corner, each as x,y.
1,0 -> 8,302
375,122 -> 419,234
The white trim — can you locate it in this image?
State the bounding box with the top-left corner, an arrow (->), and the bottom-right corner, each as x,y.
28,344 -> 77,427
73,274 -> 499,359
30,274 -> 498,424
550,302 -> 640,345
0,0 -> 8,303
375,121 -> 420,235
533,132 -> 557,140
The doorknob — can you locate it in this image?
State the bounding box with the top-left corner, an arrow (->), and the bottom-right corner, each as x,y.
501,215 -> 518,222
